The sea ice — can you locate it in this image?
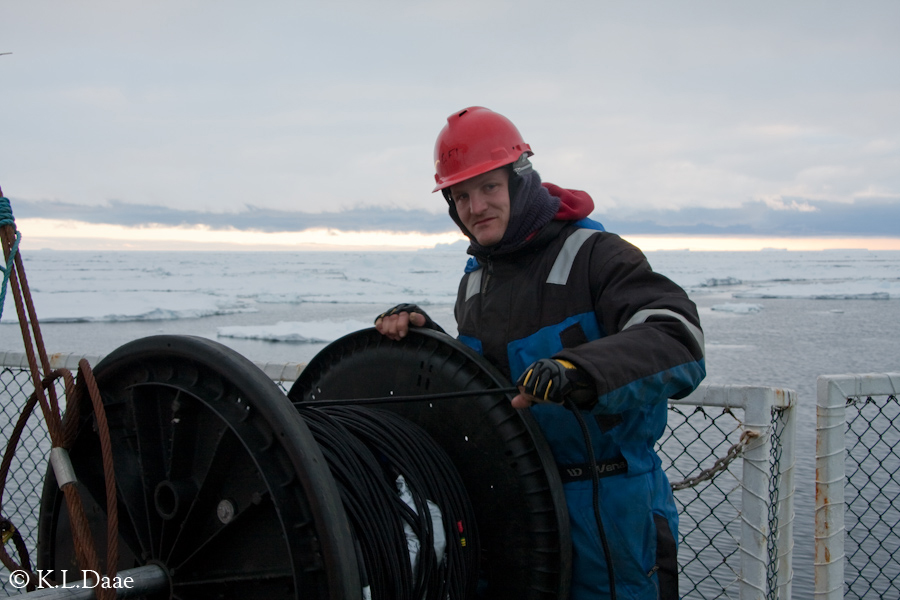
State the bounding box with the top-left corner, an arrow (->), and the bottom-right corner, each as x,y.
711,303 -> 764,314
217,319 -> 373,343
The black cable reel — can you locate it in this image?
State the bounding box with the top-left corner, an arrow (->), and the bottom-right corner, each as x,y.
289,329 -> 571,599
35,330 -> 571,599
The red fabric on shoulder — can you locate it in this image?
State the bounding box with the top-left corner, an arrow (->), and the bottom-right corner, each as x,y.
543,182 -> 594,220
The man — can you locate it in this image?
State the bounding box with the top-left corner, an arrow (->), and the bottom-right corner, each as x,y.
376,106 -> 705,599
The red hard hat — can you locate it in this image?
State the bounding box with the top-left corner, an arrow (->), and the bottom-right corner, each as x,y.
432,107 -> 533,192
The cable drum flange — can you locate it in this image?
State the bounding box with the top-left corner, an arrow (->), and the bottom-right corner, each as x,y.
37,335 -> 360,600
289,328 -> 571,600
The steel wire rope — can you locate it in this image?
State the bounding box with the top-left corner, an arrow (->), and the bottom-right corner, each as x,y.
296,404 -> 480,600
0,516 -> 30,573
296,386 -> 521,408
0,190 -> 119,597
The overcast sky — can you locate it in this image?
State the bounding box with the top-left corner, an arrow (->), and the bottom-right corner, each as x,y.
2,1 -> 899,245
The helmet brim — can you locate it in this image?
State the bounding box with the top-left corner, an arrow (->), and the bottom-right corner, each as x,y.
432,150 -> 533,193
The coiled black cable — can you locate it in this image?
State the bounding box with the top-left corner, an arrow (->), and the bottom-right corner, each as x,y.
296,405 -> 480,600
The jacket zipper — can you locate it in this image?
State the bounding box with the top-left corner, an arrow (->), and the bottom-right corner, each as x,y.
482,258 -> 493,295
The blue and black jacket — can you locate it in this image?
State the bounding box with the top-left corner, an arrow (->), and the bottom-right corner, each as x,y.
455,217 -> 706,599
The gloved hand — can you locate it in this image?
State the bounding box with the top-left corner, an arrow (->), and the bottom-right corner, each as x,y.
374,303 -> 445,340
515,358 -> 597,408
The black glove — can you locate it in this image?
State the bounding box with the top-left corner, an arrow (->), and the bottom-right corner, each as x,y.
516,358 -> 597,407
374,303 -> 446,334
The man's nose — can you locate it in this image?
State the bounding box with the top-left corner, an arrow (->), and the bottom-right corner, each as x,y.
469,193 -> 487,213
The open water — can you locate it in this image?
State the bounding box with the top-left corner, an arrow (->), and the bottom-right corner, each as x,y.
2,247 -> 899,597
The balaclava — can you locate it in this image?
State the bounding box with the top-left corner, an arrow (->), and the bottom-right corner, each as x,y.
447,158 -> 560,257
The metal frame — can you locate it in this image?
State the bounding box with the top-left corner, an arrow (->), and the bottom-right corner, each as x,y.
673,384 -> 796,600
0,351 -> 307,384
815,373 -> 900,600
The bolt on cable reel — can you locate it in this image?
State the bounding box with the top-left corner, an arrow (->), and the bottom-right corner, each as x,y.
289,328 -> 572,600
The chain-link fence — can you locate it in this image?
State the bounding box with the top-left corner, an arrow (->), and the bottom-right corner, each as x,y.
844,394 -> 900,599
662,387 -> 795,600
663,403 -> 746,598
2,355 -> 796,598
1,365 -> 58,596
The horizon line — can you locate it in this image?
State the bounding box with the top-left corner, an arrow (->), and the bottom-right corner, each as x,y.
13,218 -> 900,253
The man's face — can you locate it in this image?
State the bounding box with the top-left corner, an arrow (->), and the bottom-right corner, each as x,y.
449,167 -> 511,246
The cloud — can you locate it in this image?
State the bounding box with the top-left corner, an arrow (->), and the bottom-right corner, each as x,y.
9,195 -> 899,238
761,197 -> 819,212
1,1 -> 898,226
605,197 -> 900,237
62,85 -> 128,110
9,198 -> 455,234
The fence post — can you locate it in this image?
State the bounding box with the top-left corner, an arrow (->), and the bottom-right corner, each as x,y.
741,387 -> 775,600
815,376 -> 847,600
773,390 -> 797,600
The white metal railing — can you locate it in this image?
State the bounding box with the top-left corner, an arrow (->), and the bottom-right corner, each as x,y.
2,352 -> 797,599
815,373 -> 900,600
673,384 -> 796,600
0,351 -> 307,384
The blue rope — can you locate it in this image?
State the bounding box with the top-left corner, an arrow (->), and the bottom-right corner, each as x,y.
0,196 -> 22,323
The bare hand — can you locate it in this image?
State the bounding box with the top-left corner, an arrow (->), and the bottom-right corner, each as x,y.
511,389 -> 540,409
375,310 -> 427,341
